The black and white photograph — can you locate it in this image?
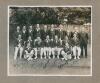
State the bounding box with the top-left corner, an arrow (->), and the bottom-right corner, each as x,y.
8,6 -> 92,76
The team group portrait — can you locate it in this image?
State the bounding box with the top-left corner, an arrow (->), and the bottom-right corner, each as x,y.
8,6 -> 92,76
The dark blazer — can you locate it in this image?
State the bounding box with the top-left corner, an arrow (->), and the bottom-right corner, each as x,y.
50,39 -> 54,47
41,29 -> 49,40
62,30 -> 67,40
34,29 -> 41,39
14,31 -> 22,40
14,38 -> 24,47
57,30 -> 64,39
80,32 -> 88,45
54,39 -> 59,47
44,39 -> 51,47
28,30 -> 33,39
48,30 -> 55,39
22,30 -> 28,41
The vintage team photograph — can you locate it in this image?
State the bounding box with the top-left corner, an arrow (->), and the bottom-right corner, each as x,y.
8,6 -> 92,76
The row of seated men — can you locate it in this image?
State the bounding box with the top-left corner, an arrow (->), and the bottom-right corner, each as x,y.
14,24 -> 89,61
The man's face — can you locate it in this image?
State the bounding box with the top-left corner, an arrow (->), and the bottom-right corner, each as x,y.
67,29 -> 70,33
46,35 -> 49,39
17,26 -> 20,31
59,24 -> 63,28
18,35 -> 21,39
55,35 -> 58,40
51,28 -> 54,31
37,37 -> 40,40
23,26 -> 26,30
81,27 -> 85,32
29,26 -> 32,30
74,27 -> 79,32
44,25 -> 47,30
51,38 -> 53,41
37,24 -> 39,28
65,36 -> 68,40
51,24 -> 54,28
28,36 -> 31,40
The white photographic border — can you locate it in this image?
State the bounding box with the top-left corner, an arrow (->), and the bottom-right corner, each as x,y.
7,5 -> 92,76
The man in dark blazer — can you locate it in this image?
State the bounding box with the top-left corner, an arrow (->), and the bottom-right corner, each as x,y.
49,24 -> 55,39
28,26 -> 34,40
22,26 -> 28,46
14,26 -> 22,40
80,27 -> 89,58
41,25 -> 49,40
34,24 -> 41,39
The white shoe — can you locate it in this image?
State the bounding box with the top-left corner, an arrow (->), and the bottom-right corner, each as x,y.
53,56 -> 55,59
74,57 -> 76,59
61,58 -> 64,60
34,57 -> 37,59
77,57 -> 80,59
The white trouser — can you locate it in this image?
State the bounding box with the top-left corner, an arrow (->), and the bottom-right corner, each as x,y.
72,46 -> 81,59
53,47 -> 59,58
44,47 -> 51,59
57,47 -> 63,58
14,46 -> 23,60
40,47 -> 46,59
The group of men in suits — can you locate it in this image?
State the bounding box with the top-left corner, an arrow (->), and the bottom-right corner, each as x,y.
14,24 -> 89,61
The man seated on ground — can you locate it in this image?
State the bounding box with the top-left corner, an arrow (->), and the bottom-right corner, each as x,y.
60,43 -> 72,61
24,42 -> 35,61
